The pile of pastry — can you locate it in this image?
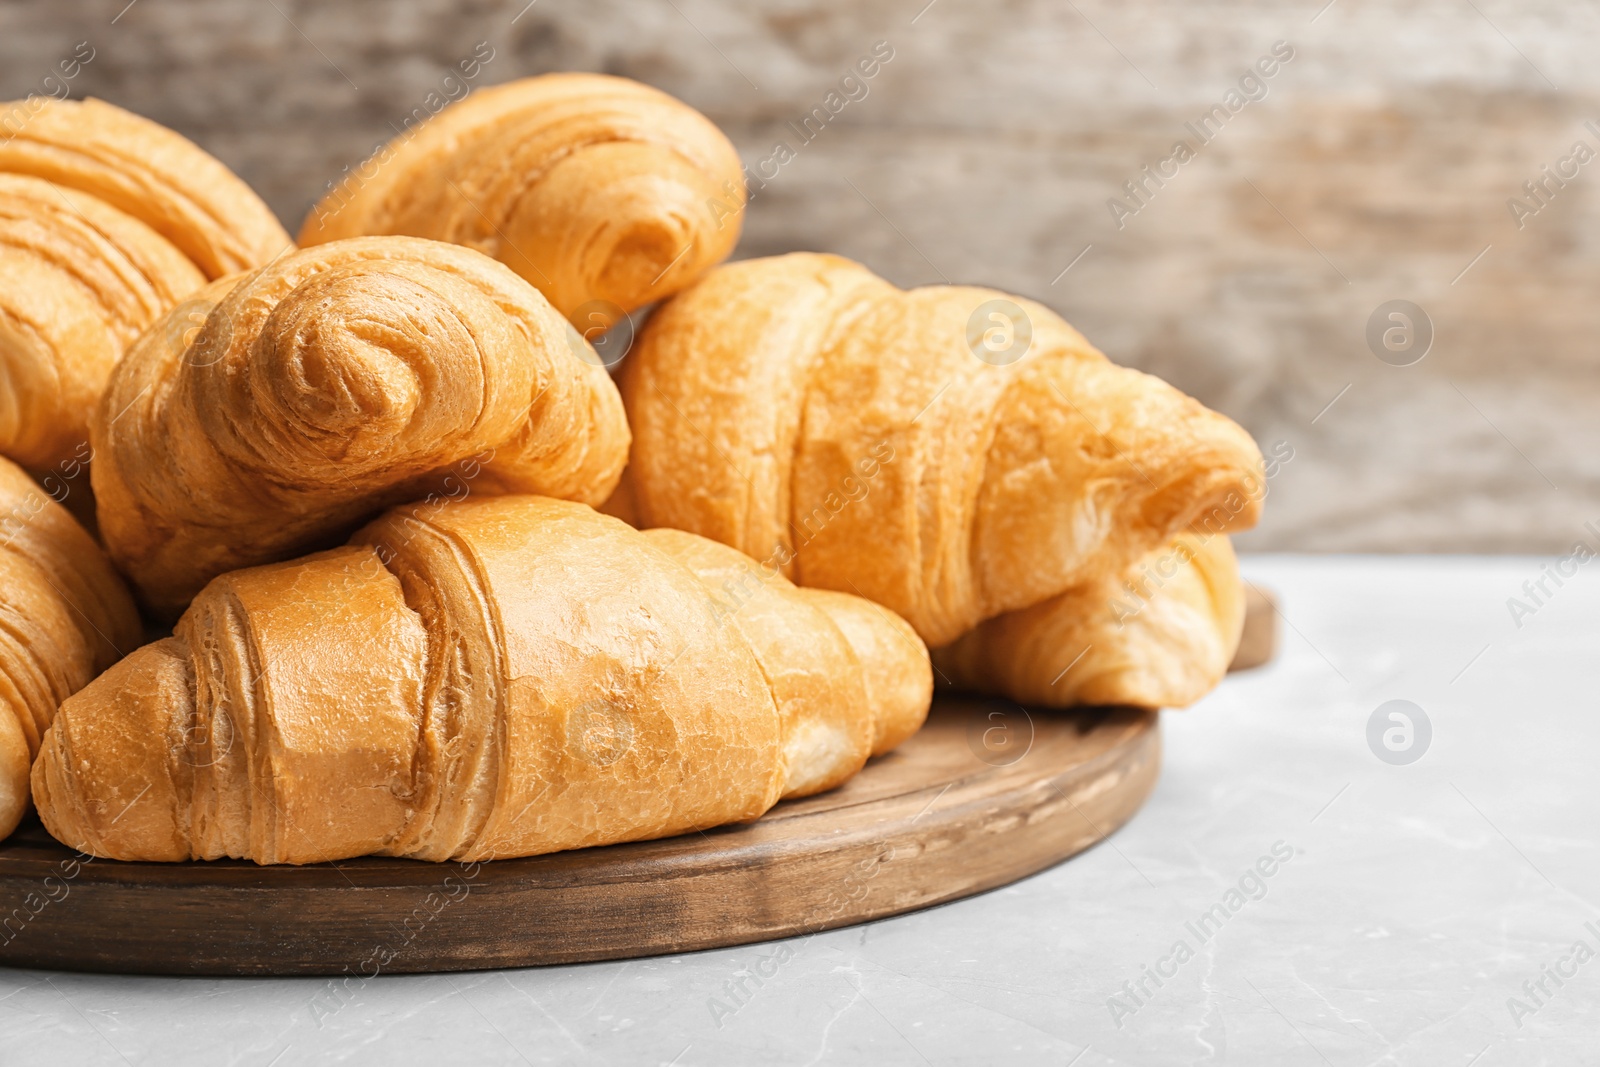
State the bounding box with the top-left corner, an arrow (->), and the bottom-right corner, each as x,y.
0,74 -> 1262,867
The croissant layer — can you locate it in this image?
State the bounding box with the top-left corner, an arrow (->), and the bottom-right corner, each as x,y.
0,455 -> 141,838
934,532 -> 1246,709
93,235 -> 630,618
34,496 -> 930,864
0,98 -> 289,469
618,253 -> 1265,649
299,73 -> 744,323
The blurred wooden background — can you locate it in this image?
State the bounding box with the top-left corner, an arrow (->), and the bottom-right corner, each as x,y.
4,0 -> 1596,552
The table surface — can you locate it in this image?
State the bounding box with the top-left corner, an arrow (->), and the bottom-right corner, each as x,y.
3,556 -> 1592,1066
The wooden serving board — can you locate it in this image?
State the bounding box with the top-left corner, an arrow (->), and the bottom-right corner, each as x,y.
0,594 -> 1276,977
1231,584 -> 1278,672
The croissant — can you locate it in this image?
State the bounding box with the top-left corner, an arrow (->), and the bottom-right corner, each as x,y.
934,532 -> 1245,709
617,252 -> 1265,650
299,73 -> 744,324
0,455 -> 141,838
92,235 -> 631,618
33,495 -> 931,864
0,97 -> 290,470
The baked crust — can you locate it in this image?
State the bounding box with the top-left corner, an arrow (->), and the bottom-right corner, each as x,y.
0,98 -> 289,469
33,496 -> 930,864
92,235 -> 631,618
299,73 -> 744,322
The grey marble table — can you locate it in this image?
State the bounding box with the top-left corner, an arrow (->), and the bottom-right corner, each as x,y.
3,556 -> 1593,1065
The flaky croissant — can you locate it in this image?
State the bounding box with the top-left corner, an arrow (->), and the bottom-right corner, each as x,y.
934,532 -> 1245,709
0,97 -> 290,469
34,495 -> 931,865
617,252 -> 1265,650
92,235 -> 631,618
299,73 -> 744,323
0,455 -> 141,838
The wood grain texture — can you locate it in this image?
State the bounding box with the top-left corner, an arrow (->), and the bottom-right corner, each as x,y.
2,0 -> 1590,551
0,697 -> 1158,976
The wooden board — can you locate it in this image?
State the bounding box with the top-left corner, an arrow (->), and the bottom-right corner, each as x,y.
0,592 -> 1275,977
0,699 -> 1154,976
1230,585 -> 1278,673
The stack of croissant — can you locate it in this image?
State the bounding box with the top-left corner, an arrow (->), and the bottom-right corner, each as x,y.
0,72 -> 1263,867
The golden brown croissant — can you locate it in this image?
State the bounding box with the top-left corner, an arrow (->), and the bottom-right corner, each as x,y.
92,235 -> 631,619
0,455 -> 141,838
934,532 -> 1245,709
299,73 -> 744,323
0,97 -> 290,469
617,252 -> 1265,650
33,495 -> 931,864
